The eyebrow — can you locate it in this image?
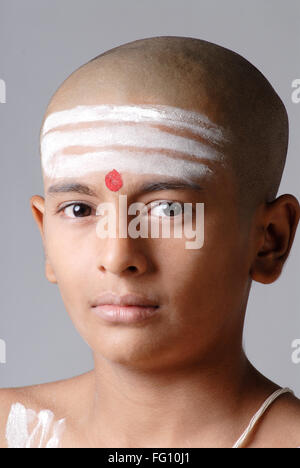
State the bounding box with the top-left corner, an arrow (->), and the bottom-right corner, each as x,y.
47,179 -> 204,197
48,182 -> 98,197
138,180 -> 204,194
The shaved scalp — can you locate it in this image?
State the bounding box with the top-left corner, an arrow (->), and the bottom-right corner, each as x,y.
43,36 -> 288,218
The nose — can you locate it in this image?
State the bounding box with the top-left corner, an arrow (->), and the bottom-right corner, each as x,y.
97,236 -> 149,276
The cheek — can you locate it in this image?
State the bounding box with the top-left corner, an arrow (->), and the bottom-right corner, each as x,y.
198,216 -> 251,313
44,217 -> 92,288
149,239 -> 206,306
156,214 -> 248,306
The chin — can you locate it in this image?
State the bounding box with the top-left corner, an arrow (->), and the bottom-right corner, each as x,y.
90,330 -> 169,368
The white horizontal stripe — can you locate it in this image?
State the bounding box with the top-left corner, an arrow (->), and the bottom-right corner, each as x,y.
44,150 -> 214,180
41,126 -> 223,170
42,105 -> 228,145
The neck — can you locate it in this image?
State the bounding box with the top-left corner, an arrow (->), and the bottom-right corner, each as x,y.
80,340 -> 273,448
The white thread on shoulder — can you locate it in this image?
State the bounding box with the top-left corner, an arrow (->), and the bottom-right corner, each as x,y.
232,387 -> 294,448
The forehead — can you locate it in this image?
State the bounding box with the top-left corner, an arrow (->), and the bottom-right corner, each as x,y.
40,104 -> 232,183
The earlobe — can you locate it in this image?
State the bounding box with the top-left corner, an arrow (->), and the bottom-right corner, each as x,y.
250,194 -> 300,284
30,195 -> 58,284
45,261 -> 58,284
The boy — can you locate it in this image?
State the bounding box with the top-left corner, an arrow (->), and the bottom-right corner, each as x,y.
1,36 -> 300,448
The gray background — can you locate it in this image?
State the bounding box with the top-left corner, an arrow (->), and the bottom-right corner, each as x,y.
0,0 -> 299,394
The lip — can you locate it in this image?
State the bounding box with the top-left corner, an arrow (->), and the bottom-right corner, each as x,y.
91,292 -> 160,324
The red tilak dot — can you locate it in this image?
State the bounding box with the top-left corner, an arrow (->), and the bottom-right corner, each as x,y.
105,169 -> 123,192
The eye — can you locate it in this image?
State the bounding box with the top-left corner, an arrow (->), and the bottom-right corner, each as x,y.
61,203 -> 93,218
149,201 -> 184,218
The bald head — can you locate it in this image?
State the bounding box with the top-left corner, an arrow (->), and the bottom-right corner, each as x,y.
42,36 -> 288,217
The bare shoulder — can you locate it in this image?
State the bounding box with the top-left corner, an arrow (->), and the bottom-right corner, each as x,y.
0,371 -> 93,448
276,393 -> 300,447
251,391 -> 300,448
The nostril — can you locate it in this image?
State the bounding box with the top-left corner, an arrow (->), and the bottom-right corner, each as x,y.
128,266 -> 137,272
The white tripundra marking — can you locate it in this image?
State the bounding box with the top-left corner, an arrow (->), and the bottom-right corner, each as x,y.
41,126 -> 222,168
42,104 -> 228,145
41,104 -> 228,179
5,402 -> 66,448
45,150 -> 213,179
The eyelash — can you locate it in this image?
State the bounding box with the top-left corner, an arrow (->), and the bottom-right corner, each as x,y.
57,200 -> 191,220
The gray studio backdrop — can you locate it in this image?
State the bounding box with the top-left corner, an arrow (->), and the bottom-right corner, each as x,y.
0,0 -> 299,394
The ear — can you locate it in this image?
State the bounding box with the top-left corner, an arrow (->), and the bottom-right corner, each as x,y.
30,195 -> 57,284
250,194 -> 300,284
